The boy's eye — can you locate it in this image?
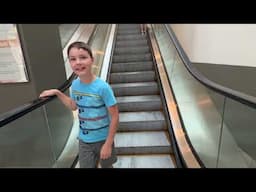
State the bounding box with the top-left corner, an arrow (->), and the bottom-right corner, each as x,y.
79,56 -> 87,59
69,56 -> 87,61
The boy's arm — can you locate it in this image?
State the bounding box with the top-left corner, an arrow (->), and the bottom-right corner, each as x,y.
105,104 -> 119,146
39,89 -> 77,111
100,104 -> 119,159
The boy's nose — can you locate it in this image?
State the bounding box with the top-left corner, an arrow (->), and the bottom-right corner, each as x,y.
75,59 -> 82,64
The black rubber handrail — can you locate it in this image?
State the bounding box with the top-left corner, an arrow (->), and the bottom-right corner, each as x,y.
165,24 -> 256,108
0,25 -> 97,128
0,73 -> 77,127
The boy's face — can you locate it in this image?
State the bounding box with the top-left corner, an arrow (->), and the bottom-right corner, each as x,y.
68,47 -> 94,77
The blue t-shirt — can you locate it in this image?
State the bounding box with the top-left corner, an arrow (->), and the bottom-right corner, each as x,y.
70,77 -> 117,143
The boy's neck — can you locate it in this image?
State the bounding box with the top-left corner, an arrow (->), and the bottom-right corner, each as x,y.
79,74 -> 96,84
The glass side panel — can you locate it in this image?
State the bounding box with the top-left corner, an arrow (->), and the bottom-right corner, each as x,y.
44,89 -> 74,160
218,98 -> 256,167
90,24 -> 111,76
0,106 -> 54,167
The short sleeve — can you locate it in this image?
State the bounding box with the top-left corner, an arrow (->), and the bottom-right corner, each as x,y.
102,83 -> 117,107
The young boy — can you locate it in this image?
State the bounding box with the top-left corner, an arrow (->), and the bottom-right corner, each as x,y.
39,41 -> 119,168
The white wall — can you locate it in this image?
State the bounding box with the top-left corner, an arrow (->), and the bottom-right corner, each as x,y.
171,24 -> 256,67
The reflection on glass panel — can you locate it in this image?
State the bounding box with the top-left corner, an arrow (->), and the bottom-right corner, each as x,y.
0,24 -> 28,83
59,24 -> 79,48
172,57 -> 224,167
153,24 -> 176,78
90,24 -> 111,76
218,98 -> 256,167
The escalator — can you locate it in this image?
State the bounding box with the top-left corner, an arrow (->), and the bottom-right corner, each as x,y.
1,24 -> 255,168
109,24 -> 176,168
